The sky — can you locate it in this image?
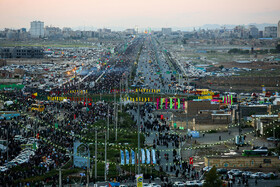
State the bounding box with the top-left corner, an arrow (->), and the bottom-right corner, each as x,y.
0,0 -> 279,30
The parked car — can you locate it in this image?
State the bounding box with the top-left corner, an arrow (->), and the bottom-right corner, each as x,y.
267,137 -> 280,141
242,171 -> 253,178
203,166 -> 212,172
264,172 -> 278,179
228,169 -> 241,175
217,168 -> 227,174
251,172 -> 266,179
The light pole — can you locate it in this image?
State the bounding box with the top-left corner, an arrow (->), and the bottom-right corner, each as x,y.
132,82 -> 144,174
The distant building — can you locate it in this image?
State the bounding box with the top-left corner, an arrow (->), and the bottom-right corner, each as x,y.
264,26 -> 277,38
0,47 -> 44,58
162,28 -> 172,35
124,29 -> 136,35
278,20 -> 280,38
102,28 -> 111,33
44,26 -> 62,38
29,21 -> 44,38
249,25 -> 259,38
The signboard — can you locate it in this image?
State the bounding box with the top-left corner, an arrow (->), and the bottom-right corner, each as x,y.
136,174 -> 143,187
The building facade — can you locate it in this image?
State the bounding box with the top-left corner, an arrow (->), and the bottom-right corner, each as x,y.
0,47 -> 44,58
29,21 -> 44,38
264,26 -> 277,38
278,20 -> 280,38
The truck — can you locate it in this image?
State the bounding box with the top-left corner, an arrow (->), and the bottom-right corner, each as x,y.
0,111 -> 20,120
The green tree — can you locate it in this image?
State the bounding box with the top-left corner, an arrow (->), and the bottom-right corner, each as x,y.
203,165 -> 222,187
276,44 -> 280,53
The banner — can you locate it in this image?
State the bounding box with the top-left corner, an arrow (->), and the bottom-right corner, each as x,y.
146,149 -> 150,164
136,174 -> 143,187
141,149 -> 145,164
120,150 -> 124,165
125,149 -> 129,165
131,150 -> 135,165
152,149 -> 156,164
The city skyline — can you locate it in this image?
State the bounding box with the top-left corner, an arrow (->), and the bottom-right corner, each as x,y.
0,0 -> 279,30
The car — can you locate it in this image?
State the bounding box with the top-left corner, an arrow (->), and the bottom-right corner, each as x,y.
143,183 -> 151,187
173,181 -> 185,187
203,166 -> 212,172
217,168 -> 227,174
264,172 -> 278,179
228,169 -> 241,175
251,172 -> 266,179
233,171 -> 243,177
242,171 -> 253,178
0,166 -> 8,172
266,137 -> 280,141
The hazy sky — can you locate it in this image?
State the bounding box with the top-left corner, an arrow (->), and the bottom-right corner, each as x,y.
0,0 -> 279,30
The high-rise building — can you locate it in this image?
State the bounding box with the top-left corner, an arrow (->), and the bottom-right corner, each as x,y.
249,25 -> 259,38
264,26 -> 277,38
162,28 -> 172,35
29,21 -> 44,38
277,21 -> 280,38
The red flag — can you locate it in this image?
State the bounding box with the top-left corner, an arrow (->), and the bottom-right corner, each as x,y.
108,183 -> 112,187
74,114 -> 76,119
36,133 -> 39,139
189,157 -> 193,165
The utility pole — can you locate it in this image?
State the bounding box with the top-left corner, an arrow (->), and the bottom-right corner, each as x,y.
59,168 -> 62,187
137,89 -> 140,174
87,147 -> 90,187
95,128 -> 97,181
120,79 -> 122,112
105,127 -> 107,181
107,105 -> 109,140
115,104 -> 118,141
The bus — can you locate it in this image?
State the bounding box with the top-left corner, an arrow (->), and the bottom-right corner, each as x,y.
242,147 -> 268,156
0,111 -> 20,120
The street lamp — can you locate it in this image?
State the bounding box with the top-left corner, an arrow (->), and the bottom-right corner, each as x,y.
131,81 -> 144,174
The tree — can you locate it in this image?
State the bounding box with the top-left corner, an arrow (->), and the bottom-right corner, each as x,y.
276,44 -> 280,53
203,165 -> 222,187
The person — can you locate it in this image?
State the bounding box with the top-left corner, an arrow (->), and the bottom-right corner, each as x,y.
255,178 -> 258,185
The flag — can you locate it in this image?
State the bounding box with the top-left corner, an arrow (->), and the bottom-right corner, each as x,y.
120,150 -> 124,165
55,123 -> 58,129
31,92 -> 37,98
125,149 -> 129,164
170,98 -> 172,109
189,157 -> 193,165
36,133 -> 39,139
178,99 -> 180,109
152,149 -> 156,164
131,150 -> 135,164
141,149 -> 145,164
146,149 -> 150,164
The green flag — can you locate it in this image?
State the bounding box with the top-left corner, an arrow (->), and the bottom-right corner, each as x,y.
55,123 -> 58,129
170,98 -> 172,109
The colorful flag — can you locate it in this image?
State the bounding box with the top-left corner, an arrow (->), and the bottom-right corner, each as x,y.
131,150 -> 135,165
120,150 -> 124,165
152,149 -> 156,164
125,149 -> 129,165
146,149 -> 150,164
141,149 -> 145,164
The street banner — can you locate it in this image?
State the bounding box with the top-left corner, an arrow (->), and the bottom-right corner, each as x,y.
120,150 -> 124,165
146,149 -> 150,164
125,149 -> 129,164
165,98 -> 168,109
136,174 -> 143,187
152,149 -> 156,164
141,149 -> 145,164
131,150 -> 135,165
